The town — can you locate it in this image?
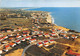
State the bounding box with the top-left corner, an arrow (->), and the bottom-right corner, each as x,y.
0,9 -> 80,56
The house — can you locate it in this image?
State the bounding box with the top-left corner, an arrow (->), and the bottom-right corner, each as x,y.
43,40 -> 49,44
22,34 -> 26,37
60,33 -> 66,37
17,28 -> 22,31
61,30 -> 67,33
2,30 -> 5,33
57,29 -> 62,32
15,40 -> 21,44
50,33 -> 57,36
51,29 -> 56,33
21,38 -> 25,41
9,42 -> 16,47
26,33 -> 29,36
40,31 -> 44,34
29,39 -> 36,43
38,34 -> 43,37
25,36 -> 31,40
3,48 -> 8,52
4,45 -> 10,49
7,30 -> 11,32
0,38 -> 3,41
8,34 -> 12,36
13,29 -> 17,32
49,39 -> 55,43
16,35 -> 21,38
32,27 -> 35,29
43,44 -> 49,47
44,33 -> 50,37
64,36 -> 69,39
22,31 -> 29,34
71,35 -> 77,39
3,36 -> 8,39
49,36 -> 53,39
34,30 -> 40,34
0,50 -> 2,54
16,33 -> 20,35
0,34 -> 3,37
37,42 -> 43,47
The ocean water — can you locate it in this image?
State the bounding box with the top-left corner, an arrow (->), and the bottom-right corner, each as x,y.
26,7 -> 80,32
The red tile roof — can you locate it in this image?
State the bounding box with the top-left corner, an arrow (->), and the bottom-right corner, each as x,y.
5,45 -> 10,48
9,43 -> 15,46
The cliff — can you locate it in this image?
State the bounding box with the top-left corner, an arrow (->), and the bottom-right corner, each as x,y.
46,13 -> 52,23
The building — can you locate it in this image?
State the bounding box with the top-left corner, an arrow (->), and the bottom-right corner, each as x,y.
71,35 -> 78,39
21,38 -> 25,41
3,36 -> 8,39
50,33 -> 56,36
25,36 -> 31,40
16,33 -> 20,35
17,28 -> 22,31
38,34 -> 43,37
9,42 -> 16,47
0,34 -> 3,37
22,34 -> 26,37
13,29 -> 17,32
49,39 -> 55,43
0,50 -> 2,54
7,30 -> 11,32
0,38 -> 3,41
64,36 -> 69,39
8,34 -> 12,36
60,33 -> 66,37
43,44 -> 49,47
44,33 -> 50,37
15,40 -> 21,44
29,39 -> 36,43
37,42 -> 43,47
51,29 -> 56,33
16,35 -> 21,38
49,36 -> 53,39
43,40 -> 49,44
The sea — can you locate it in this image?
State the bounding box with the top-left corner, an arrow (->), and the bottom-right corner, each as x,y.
25,7 -> 80,32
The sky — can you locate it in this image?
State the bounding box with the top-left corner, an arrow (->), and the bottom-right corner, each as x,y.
0,0 -> 80,7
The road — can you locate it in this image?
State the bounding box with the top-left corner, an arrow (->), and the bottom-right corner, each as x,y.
21,38 -> 59,56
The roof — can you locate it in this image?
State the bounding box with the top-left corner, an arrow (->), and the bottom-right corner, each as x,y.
51,33 -> 56,34
26,36 -> 31,38
43,40 -> 49,43
3,36 -> 8,39
38,42 -> 43,45
44,33 -> 49,35
16,35 -> 21,38
9,43 -> 15,46
22,34 -> 26,35
16,40 -> 20,42
5,45 -> 10,48
38,34 -> 42,35
52,30 -> 55,32
21,38 -> 25,40
50,39 -> 54,41
72,35 -> 76,37
0,38 -> 3,40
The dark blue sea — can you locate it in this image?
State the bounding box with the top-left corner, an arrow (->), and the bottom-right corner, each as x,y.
25,7 -> 80,32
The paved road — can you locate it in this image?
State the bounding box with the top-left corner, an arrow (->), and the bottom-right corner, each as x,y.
21,43 -> 34,56
21,38 -> 59,56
